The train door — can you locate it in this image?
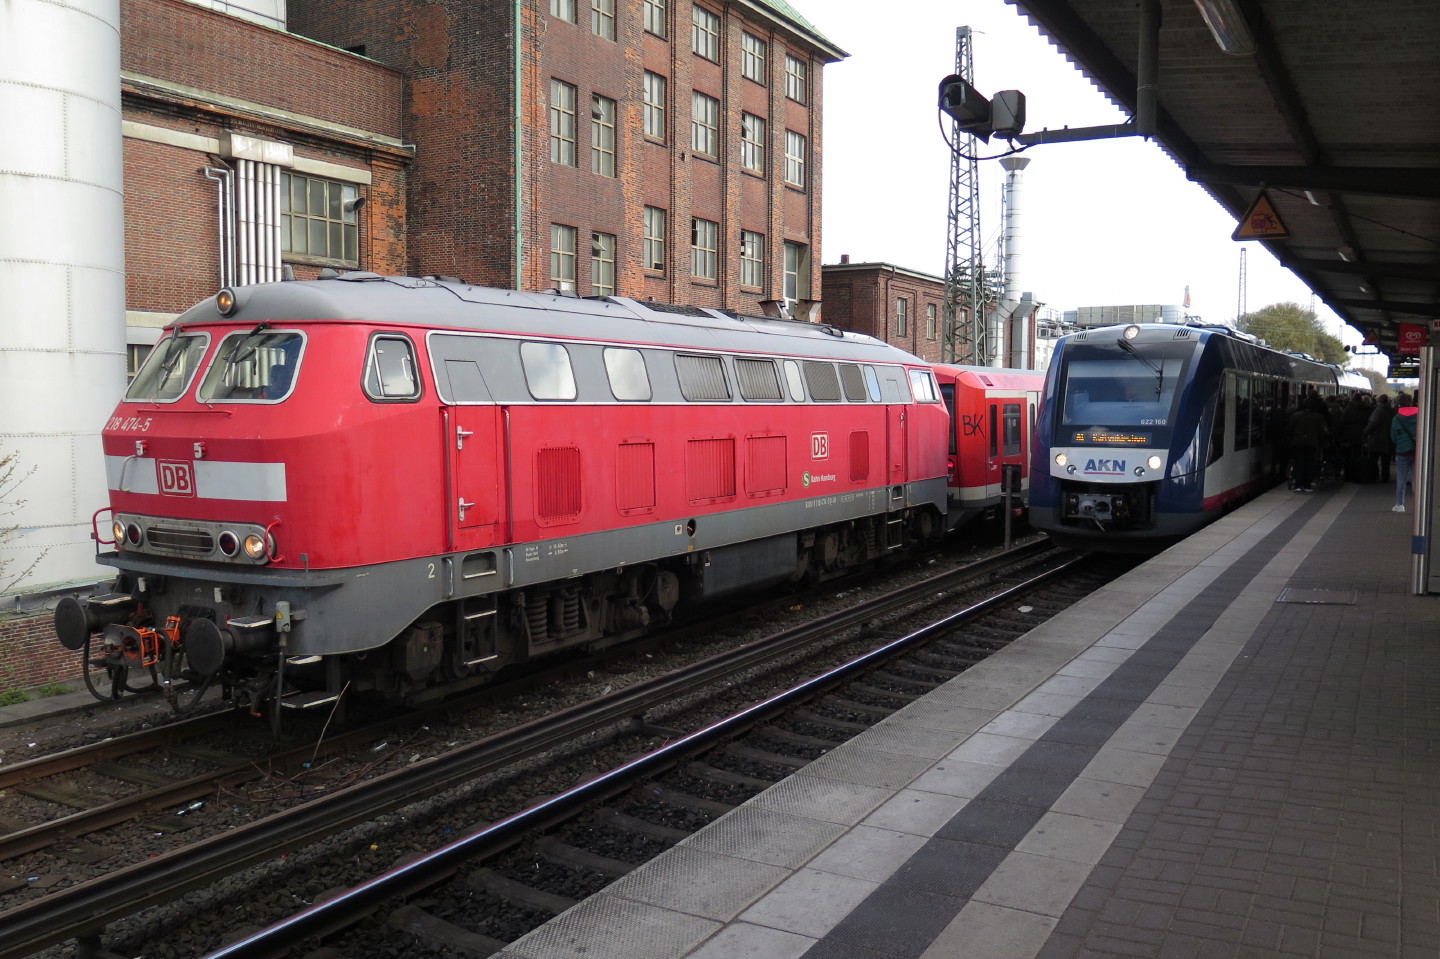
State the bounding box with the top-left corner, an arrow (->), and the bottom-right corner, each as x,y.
448,406 -> 503,540
984,396 -> 1027,501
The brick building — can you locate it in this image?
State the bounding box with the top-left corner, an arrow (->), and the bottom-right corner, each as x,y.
120,0 -> 411,369
822,258 -> 1040,368
287,0 -> 844,315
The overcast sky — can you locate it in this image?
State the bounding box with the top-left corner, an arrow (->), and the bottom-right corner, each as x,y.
811,0 -> 1381,371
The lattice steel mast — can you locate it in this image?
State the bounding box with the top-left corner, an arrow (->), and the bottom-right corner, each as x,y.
941,27 -> 987,364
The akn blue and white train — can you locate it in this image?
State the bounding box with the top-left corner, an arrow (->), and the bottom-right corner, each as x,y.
1030,323 -> 1368,550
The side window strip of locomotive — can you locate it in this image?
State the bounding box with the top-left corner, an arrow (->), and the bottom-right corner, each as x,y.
364,334 -> 422,401
862,365 -> 883,402
675,353 -> 731,401
782,359 -> 806,401
197,329 -> 305,402
520,341 -> 578,400
124,331 -> 211,402
604,347 -> 652,401
735,357 -> 783,401
838,363 -> 869,402
802,361 -> 841,402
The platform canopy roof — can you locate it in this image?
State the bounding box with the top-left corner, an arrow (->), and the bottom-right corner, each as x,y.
1008,0 -> 1439,367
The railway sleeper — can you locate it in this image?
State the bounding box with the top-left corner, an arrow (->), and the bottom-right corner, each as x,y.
683,760 -> 777,791
819,694 -> 896,719
847,681 -> 926,704
792,707 -> 871,734
467,867 -> 578,916
760,726 -> 845,751
722,742 -> 811,772
643,782 -> 738,816
387,904 -> 506,959
593,806 -> 691,842
535,835 -> 635,878
871,667 -> 944,689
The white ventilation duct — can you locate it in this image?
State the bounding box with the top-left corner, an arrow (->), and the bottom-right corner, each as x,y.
987,156 -> 1030,367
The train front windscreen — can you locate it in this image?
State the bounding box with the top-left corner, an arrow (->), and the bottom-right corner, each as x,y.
1056,341 -> 1192,449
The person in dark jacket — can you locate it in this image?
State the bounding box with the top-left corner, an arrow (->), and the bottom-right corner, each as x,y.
1288,395 -> 1329,492
1365,393 -> 1396,484
1339,394 -> 1373,482
1391,394 -> 1418,512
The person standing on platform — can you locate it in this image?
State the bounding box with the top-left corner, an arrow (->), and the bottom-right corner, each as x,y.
1288,394 -> 1329,492
1365,393 -> 1395,484
1391,394 -> 1418,512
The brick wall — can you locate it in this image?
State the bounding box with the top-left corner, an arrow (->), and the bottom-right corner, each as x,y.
122,0 -> 409,315
123,0 -> 404,139
0,611 -> 85,691
821,263 -> 949,362
289,0 -> 834,311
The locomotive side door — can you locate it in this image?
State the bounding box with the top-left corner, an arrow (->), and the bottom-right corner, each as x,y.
448,405 -> 503,537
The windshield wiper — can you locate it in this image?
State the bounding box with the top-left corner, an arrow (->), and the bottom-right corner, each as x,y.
1116,338 -> 1164,398
222,321 -> 271,367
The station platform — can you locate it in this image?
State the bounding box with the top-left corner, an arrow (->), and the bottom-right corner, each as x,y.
498,480 -> 1440,959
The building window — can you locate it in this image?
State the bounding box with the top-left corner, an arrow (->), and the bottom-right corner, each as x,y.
550,0 -> 576,24
644,206 -> 666,272
591,232 -> 616,296
895,297 -> 909,337
691,218 -> 718,281
643,72 -> 667,140
692,6 -> 720,61
741,32 -> 766,83
783,240 -> 809,304
591,94 -> 616,176
281,172 -> 359,264
740,112 -> 765,173
591,0 -> 614,39
691,92 -> 719,158
740,230 -> 764,288
643,0 -> 665,37
550,79 -> 577,166
784,130 -> 806,188
551,223 -> 577,290
926,303 -> 937,339
785,54 -> 808,103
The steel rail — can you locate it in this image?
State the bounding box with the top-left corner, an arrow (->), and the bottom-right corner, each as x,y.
208,552 -> 1085,958
0,542 -> 1064,959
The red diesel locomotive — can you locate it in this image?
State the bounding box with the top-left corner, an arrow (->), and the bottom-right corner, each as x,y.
55,273 -> 958,718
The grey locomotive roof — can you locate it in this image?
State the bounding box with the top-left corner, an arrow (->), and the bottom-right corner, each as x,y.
175,274 -> 920,366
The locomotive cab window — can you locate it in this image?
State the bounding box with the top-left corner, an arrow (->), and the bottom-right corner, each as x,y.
365,335 -> 421,401
124,332 -> 211,402
803,361 -> 842,401
908,368 -> 941,403
839,363 -> 869,402
197,329 -> 305,402
521,341 -> 578,400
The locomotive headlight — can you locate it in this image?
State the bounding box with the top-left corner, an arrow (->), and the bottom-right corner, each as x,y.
1123,324 -> 1140,340
1146,455 -> 1163,471
1054,452 -> 1068,467
125,523 -> 143,546
216,288 -> 238,316
112,520 -> 125,544
218,530 -> 240,557
243,533 -> 268,560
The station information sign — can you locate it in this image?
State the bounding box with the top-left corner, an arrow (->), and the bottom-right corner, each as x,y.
1070,430 -> 1152,446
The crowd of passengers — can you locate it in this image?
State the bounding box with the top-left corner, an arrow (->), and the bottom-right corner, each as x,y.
1282,390 -> 1417,502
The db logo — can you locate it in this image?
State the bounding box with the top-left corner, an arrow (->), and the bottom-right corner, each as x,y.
811,432 -> 829,459
157,460 -> 196,497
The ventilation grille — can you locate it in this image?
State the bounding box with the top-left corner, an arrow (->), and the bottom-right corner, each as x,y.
688,438 -> 736,502
536,447 -> 582,521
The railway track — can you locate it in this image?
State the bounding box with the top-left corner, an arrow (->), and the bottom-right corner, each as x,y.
1,541 -> 1127,959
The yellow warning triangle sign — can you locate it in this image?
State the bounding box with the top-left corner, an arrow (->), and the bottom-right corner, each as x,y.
1232,190 -> 1291,241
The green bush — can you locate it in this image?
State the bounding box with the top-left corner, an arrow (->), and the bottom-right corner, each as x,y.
36,681 -> 71,698
0,688 -> 28,707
